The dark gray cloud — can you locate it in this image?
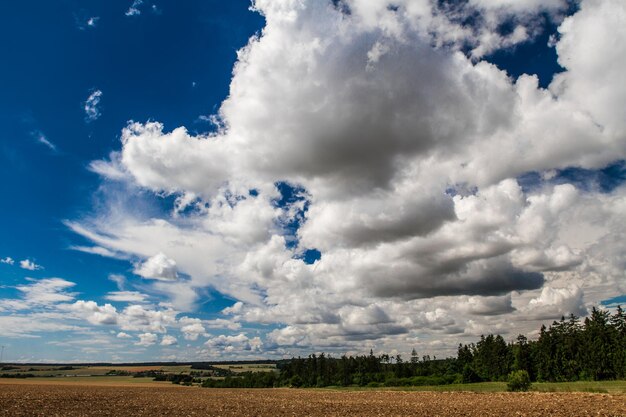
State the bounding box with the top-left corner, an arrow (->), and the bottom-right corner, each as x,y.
366,260 -> 544,299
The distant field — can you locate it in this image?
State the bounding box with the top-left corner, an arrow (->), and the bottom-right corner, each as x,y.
0,377 -> 174,387
211,363 -> 277,373
89,365 -> 192,373
1,364 -> 191,376
0,363 -> 278,377
531,380 -> 626,394
1,383 -> 625,416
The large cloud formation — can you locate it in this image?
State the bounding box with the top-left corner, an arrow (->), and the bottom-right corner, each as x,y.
77,0 -> 626,356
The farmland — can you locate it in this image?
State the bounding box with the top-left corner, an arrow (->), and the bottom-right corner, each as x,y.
1,381 -> 625,416
211,363 -> 276,373
0,362 -> 281,388
0,364 -> 193,377
0,362 -> 276,379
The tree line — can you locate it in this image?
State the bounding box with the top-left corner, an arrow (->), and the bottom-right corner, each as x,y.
202,306 -> 626,388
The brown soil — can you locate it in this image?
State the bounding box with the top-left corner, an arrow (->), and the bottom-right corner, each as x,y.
1,382 -> 625,416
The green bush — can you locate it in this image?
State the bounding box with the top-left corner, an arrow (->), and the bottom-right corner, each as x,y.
289,375 -> 303,388
507,370 -> 532,392
462,364 -> 482,383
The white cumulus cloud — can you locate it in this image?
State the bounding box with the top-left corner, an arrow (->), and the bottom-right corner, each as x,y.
69,0 -> 626,355
134,252 -> 178,281
160,334 -> 177,346
136,332 -> 158,346
19,259 -> 42,271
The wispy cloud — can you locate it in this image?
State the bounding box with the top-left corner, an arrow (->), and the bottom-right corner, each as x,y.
32,130 -> 57,152
0,315 -> 81,338
84,89 -> 103,122
108,274 -> 126,291
16,278 -> 75,305
105,291 -> 148,303
125,0 -> 143,17
88,155 -> 128,181
0,257 -> 14,265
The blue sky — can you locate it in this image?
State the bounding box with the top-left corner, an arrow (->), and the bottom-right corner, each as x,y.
0,0 -> 265,362
0,0 -> 262,285
1,0 -> 625,363
0,2 -> 263,292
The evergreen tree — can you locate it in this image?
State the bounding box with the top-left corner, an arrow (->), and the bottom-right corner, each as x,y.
583,308 -> 615,380
611,306 -> 626,378
512,335 -> 533,378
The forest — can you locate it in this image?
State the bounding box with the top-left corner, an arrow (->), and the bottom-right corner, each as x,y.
202,306 -> 626,388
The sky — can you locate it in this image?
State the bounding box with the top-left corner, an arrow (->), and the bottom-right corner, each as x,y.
0,0 -> 625,363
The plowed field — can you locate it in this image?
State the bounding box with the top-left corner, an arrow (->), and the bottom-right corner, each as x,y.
1,382 -> 625,416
